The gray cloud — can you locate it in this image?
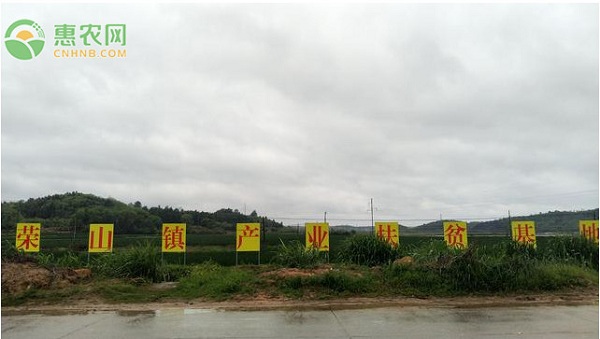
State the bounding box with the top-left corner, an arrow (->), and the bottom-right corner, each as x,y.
2,3 -> 598,225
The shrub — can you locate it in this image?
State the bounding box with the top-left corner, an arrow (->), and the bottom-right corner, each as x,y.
273,240 -> 324,268
92,240 -> 163,282
338,235 -> 399,267
410,240 -> 456,267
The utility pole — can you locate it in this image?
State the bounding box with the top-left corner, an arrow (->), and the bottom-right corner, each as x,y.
324,211 -> 327,223
370,198 -> 374,233
507,210 -> 512,238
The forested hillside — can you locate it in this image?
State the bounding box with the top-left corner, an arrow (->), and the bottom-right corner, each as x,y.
1,192 -> 283,234
409,209 -> 599,235
468,209 -> 599,234
2,192 -> 596,235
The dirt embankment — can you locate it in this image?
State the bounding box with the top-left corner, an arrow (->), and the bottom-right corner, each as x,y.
1,262 -> 91,294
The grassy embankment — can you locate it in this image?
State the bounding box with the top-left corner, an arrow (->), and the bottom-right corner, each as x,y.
2,233 -> 598,306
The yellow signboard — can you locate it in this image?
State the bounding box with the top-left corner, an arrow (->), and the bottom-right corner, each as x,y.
579,220 -> 599,244
443,221 -> 468,249
305,222 -> 329,251
511,221 -> 536,248
16,223 -> 41,252
88,224 -> 114,253
162,223 -> 186,252
375,221 -> 399,247
236,223 -> 260,252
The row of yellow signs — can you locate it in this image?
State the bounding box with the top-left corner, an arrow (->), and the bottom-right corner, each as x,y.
14,222 -> 263,253
14,220 -> 599,253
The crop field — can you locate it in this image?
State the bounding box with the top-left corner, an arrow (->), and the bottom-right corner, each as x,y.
2,231 -> 568,266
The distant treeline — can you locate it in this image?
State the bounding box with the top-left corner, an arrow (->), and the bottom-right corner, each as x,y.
1,192 -> 283,234
1,192 -> 597,235
407,209 -> 599,235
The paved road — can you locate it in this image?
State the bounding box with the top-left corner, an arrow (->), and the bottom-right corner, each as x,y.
2,305 -> 598,338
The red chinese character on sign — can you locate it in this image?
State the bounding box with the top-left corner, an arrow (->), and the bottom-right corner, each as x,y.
308,225 -> 328,249
581,223 -> 599,243
89,225 -> 113,252
514,223 -> 535,243
445,223 -> 466,248
163,225 -> 185,250
16,224 -> 40,251
377,224 -> 398,247
237,224 -> 259,249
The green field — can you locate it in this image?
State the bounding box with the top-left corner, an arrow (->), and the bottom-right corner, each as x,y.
3,231 -> 571,266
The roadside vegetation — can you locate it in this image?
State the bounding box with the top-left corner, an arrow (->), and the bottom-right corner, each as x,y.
2,234 -> 597,306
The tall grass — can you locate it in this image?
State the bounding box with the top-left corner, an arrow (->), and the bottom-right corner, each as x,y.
338,235 -> 401,267
92,241 -> 168,282
384,239 -> 598,294
540,236 -> 599,270
36,252 -> 85,268
272,240 -> 324,268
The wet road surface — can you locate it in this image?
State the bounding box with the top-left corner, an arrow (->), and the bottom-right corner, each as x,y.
2,305 -> 598,338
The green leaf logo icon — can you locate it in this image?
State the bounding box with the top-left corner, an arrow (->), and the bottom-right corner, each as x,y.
4,19 -> 45,60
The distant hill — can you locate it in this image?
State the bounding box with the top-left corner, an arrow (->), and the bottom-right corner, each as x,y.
328,209 -> 598,235
3,192 -> 596,236
468,209 -> 599,235
330,225 -> 372,233
1,192 -> 283,234
331,225 -> 414,234
401,209 -> 598,235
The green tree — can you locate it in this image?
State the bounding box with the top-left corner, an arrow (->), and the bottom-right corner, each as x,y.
1,202 -> 21,230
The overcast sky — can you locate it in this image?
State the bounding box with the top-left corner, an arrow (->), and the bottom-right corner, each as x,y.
2,3 -> 598,226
